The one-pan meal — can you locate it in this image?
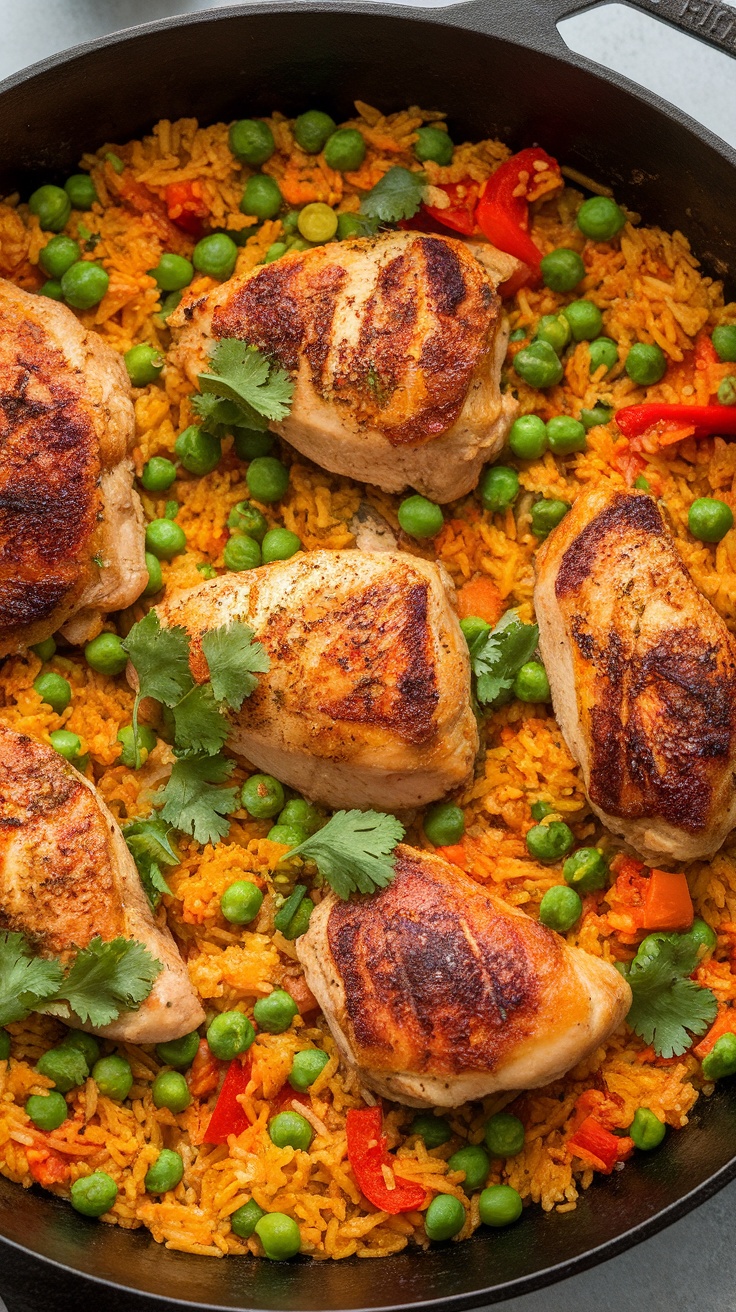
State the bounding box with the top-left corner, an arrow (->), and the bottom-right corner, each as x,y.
1,102 -> 736,1263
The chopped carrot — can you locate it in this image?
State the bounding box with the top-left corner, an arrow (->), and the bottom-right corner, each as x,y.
693,1007 -> 736,1060
643,870 -> 693,932
187,1038 -> 221,1098
567,1116 -> 633,1174
26,1147 -> 69,1186
435,843 -> 467,867
455,576 -> 504,626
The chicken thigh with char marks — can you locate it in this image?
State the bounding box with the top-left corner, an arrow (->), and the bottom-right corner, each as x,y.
297,845 -> 631,1108
0,277 -> 147,656
152,549 -> 478,812
0,723 -> 204,1042
534,486 -> 736,864
170,230 -> 517,503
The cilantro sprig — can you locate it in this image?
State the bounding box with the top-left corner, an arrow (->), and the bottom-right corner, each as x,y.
360,166 -> 426,226
467,610 -> 540,708
123,817 -> 180,909
282,809 -> 405,900
0,930 -> 162,1030
623,933 -> 718,1058
193,339 -> 294,435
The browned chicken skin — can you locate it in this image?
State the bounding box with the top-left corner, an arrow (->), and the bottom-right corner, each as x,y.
535,487 -> 736,863
170,231 -> 516,502
297,846 -> 631,1107
152,549 -> 478,811
0,278 -> 147,655
0,724 -> 204,1042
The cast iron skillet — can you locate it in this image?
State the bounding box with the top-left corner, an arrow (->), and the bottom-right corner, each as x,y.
1,1 -> 736,1307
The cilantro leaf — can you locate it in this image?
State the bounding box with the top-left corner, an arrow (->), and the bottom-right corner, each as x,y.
468,610 -> 540,707
172,684 -> 230,757
50,937 -> 162,1029
191,393 -> 255,435
159,753 -> 240,845
201,622 -> 270,712
123,818 -> 179,909
122,610 -> 193,707
625,935 -> 718,1058
360,167 -> 426,224
196,340 -> 293,432
0,931 -> 64,1026
285,809 -> 405,899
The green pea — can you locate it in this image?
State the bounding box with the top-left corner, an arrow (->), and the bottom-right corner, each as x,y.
535,314 -> 571,354
33,671 -> 71,714
688,496 -> 734,543
253,989 -> 298,1034
337,212 -> 367,240
712,325 -> 736,362
298,202 -> 338,243
288,1048 -> 330,1092
84,631 -> 127,676
229,119 -> 275,165
155,1032 -> 200,1071
60,261 -> 109,309
478,1184 -> 523,1227
151,1070 -> 191,1113
283,213 -> 301,233
141,456 -> 177,492
459,615 -> 491,647
718,377 -> 736,406
588,337 -> 618,373
508,327 -> 527,343
269,1110 -> 314,1151
193,233 -> 238,280
480,465 -> 519,513
49,729 -> 82,762
29,184 -> 71,233
60,1031 -> 100,1067
286,236 -> 313,252
424,802 -> 465,847
397,495 -> 444,539
576,195 -> 626,241
255,1212 -> 301,1260
267,823 -> 308,848
684,919 -> 717,959
70,1170 -> 118,1217
530,498 -> 571,538
206,1010 -> 255,1061
246,456 -> 290,504
628,1107 -> 666,1150
144,552 -> 164,596
92,1054 -> 133,1101
150,253 -> 193,292
261,527 -> 302,563
514,340 -> 563,389
174,425 -> 221,476
241,773 -> 285,818
39,235 -> 81,279
159,291 -> 182,321
625,341 -> 667,385
409,1114 -> 452,1148
278,798 -> 323,834
240,175 -> 283,222
65,174 -> 98,209
25,1091 -> 68,1131
539,884 -> 582,932
224,534 -> 262,571
526,820 -> 575,863
324,128 -> 366,172
124,344 -> 164,388
234,429 -> 275,461
263,242 -> 288,264
39,280 -> 63,300
580,404 -> 613,430
221,880 -> 264,924
145,518 -> 186,560
116,723 -> 156,768
540,248 -> 585,292
231,1198 -> 265,1238
294,110 -> 336,154
513,661 -> 550,703
144,1147 -> 184,1195
425,1193 -> 465,1242
508,414 -> 548,460
563,846 -> 609,894
447,1144 -> 490,1193
702,1033 -> 736,1080
227,501 -> 268,540
414,126 -> 454,166
0,1030 -> 10,1061
546,415 -> 587,455
36,1045 -> 88,1093
484,1112 -> 525,1158
562,299 -> 603,342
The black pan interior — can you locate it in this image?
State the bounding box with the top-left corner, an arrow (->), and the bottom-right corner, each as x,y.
0,3 -> 735,1307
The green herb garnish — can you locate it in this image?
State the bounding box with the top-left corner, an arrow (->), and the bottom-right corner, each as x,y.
467,610 -> 540,707
193,339 -> 293,435
123,817 -> 179,909
360,166 -> 426,225
284,809 -> 405,900
624,934 -> 718,1058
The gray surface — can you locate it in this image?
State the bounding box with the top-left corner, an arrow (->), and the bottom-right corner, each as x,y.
0,1 -> 735,1310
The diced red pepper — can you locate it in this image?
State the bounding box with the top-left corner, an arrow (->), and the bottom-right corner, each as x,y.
422,180 -> 479,236
26,1147 -> 70,1186
476,147 -> 560,271
271,1083 -> 309,1112
165,180 -> 209,237
346,1106 -> 426,1214
203,1054 -> 253,1144
187,1038 -> 221,1098
567,1116 -> 633,1174
616,403 -> 736,441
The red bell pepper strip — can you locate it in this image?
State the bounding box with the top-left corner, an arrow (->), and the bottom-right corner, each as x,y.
203,1055 -> 253,1144
476,147 -> 560,269
346,1107 -> 426,1214
422,180 -> 479,236
616,403 -> 736,441
567,1116 -> 633,1174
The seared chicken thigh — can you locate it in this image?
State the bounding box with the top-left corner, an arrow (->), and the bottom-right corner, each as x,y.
170,231 -> 516,502
0,724 -> 204,1042
153,549 -> 478,811
297,845 -> 630,1107
535,487 -> 736,863
0,278 -> 146,655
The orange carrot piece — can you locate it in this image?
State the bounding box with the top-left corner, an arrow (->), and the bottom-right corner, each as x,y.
643,869 -> 693,932
435,843 -> 467,867
455,576 -> 504,626
693,1008 -> 736,1060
